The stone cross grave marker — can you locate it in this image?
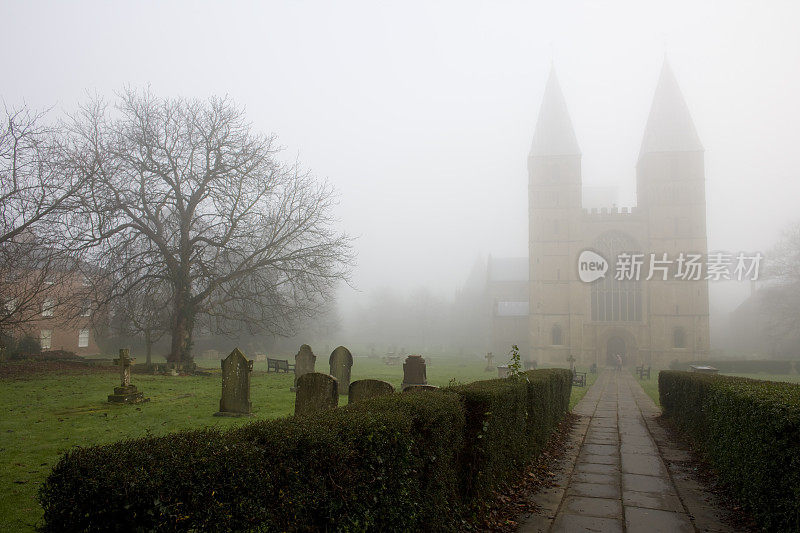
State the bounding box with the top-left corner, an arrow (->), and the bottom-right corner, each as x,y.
108,349 -> 148,404
348,379 -> 394,403
292,344 -> 316,391
295,372 -> 338,416
329,346 -> 353,395
401,354 -> 427,390
214,348 -> 254,417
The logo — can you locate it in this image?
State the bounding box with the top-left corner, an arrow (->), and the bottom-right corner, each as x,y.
578,250 -> 608,283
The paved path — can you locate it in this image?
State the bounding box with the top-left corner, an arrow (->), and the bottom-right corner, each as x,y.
521,371 -> 737,533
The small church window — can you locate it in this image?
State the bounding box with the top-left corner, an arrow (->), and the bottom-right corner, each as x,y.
551,324 -> 563,345
673,327 -> 686,348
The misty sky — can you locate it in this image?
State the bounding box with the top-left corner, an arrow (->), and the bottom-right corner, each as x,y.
3,1 -> 800,326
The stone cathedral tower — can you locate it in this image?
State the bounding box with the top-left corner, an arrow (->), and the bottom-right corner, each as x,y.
520,61 -> 711,367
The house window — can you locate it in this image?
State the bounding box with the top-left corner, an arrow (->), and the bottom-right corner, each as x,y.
42,298 -> 55,317
40,330 -> 52,350
80,300 -> 91,317
78,329 -> 89,348
673,327 -> 686,349
551,324 -> 563,345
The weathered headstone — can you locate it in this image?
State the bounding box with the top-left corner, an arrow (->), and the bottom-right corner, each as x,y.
485,352 -> 495,372
401,354 -> 427,390
295,372 -> 338,416
214,348 -> 254,417
292,344 -> 316,391
402,384 -> 439,393
108,349 -> 149,404
329,346 -> 353,395
348,379 -> 395,403
497,365 -> 510,378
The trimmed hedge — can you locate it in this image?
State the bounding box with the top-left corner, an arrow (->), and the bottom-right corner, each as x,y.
39,369 -> 572,532
660,371 -> 800,531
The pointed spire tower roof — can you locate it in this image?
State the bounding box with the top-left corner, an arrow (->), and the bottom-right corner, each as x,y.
639,61 -> 703,158
530,66 -> 581,157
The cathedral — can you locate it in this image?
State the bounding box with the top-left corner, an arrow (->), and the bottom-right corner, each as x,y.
488,61 -> 710,367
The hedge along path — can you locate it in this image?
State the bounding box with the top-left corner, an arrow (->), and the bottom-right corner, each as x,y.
38,369 -> 572,532
520,371 -> 737,533
660,371 -> 800,531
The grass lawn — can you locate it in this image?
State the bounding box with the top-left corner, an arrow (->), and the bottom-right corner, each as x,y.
569,368 -> 597,409
0,356 -> 584,532
633,369 -> 661,407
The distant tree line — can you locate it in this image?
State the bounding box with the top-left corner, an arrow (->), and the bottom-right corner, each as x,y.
346,284 -> 488,357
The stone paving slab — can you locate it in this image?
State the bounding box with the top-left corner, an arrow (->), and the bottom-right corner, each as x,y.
519,370 -> 744,533
625,506 -> 694,533
551,513 -> 623,532
563,496 -> 622,518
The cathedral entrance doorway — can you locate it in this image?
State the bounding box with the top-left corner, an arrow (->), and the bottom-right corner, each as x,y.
606,336 -> 626,367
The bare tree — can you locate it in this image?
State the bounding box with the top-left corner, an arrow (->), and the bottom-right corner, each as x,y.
69,90 -> 353,364
760,222 -> 800,342
0,105 -> 85,337
108,260 -> 170,366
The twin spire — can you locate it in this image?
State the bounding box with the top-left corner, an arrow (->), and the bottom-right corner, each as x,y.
529,66 -> 581,157
530,60 -> 702,159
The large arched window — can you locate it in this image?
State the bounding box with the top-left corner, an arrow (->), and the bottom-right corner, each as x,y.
551,324 -> 563,345
673,327 -> 686,348
590,232 -> 642,322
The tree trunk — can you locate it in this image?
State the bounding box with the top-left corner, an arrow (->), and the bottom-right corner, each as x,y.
169,282 -> 195,366
145,329 -> 152,367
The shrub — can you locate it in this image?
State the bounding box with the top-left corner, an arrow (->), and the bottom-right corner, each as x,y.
0,332 -> 41,360
450,368 -> 572,505
659,371 -> 800,531
39,370 -> 572,532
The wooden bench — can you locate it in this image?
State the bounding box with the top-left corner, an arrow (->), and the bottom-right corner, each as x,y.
636,365 -> 651,379
267,358 -> 293,373
572,369 -> 587,387
384,355 -> 401,366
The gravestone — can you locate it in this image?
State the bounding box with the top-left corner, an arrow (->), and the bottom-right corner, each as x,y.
497,365 -> 510,378
295,372 -> 338,416
402,384 -> 439,393
401,354 -> 427,390
329,346 -> 353,395
485,352 -> 495,372
214,348 -> 254,417
108,349 -> 149,404
292,344 -> 316,391
348,379 -> 395,403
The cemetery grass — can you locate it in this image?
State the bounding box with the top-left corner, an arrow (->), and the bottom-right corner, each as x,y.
568,370 -> 597,409
0,358 -> 588,532
633,369 -> 661,406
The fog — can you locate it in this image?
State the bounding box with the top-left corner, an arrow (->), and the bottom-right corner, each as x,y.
3,0 -> 800,352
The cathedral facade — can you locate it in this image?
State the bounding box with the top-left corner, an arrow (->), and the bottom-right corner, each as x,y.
490,62 -> 710,368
